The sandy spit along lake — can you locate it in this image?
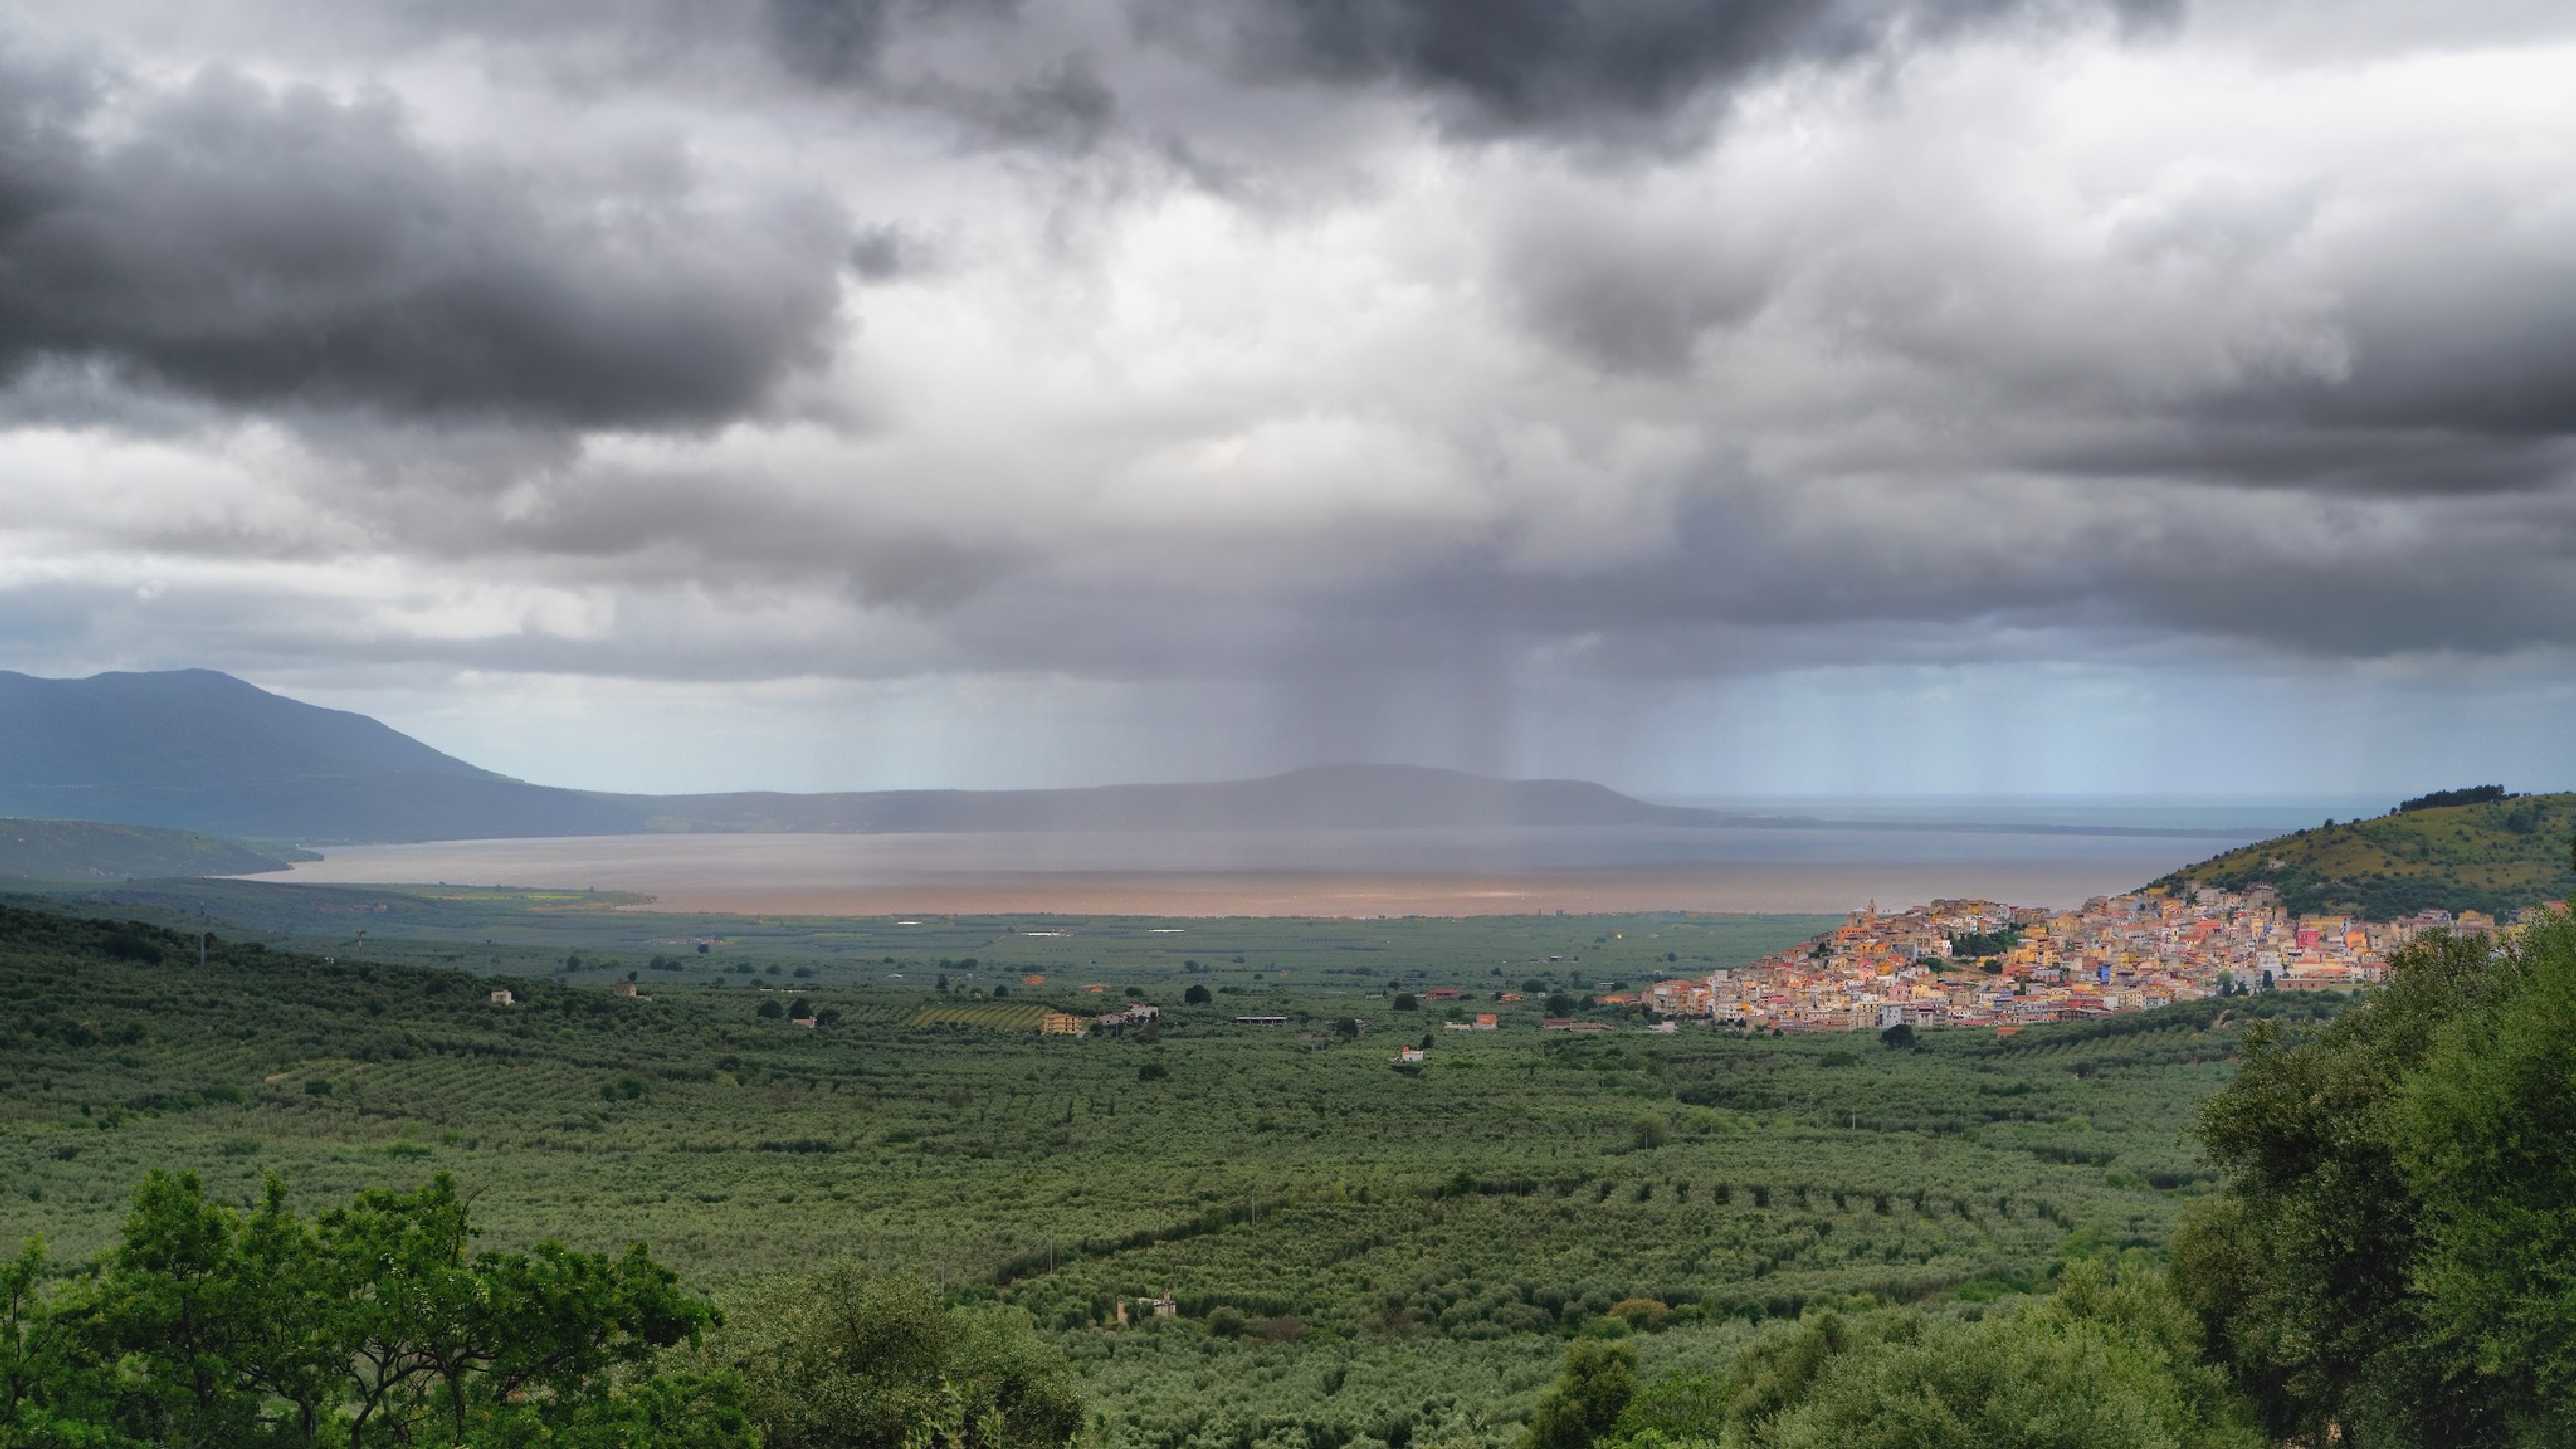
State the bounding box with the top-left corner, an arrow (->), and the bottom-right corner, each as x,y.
235,818 -> 2284,917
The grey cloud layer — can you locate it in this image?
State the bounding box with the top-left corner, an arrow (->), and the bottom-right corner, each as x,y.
0,42 -> 849,429
1,0 -> 2572,714
1198,0 -> 2180,139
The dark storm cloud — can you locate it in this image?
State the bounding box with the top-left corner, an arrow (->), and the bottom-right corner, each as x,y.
765,0 -> 1030,84
887,55 -> 1122,151
0,43 -> 849,430
9,0 -> 2576,763
847,224 -> 916,279
2020,426 -> 2576,497
1492,201 -> 1775,373
1201,0 -> 2181,139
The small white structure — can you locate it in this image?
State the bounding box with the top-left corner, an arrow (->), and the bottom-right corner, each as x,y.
487,989 -> 516,1007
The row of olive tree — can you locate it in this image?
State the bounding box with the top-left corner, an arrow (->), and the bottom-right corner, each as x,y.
1520,1256 -> 2258,1449
2,1173 -> 1086,1449
1516,908 -> 2576,1448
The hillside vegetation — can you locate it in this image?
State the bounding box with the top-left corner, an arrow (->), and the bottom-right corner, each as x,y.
3,897 -> 2336,1447
0,818 -> 307,881
2155,791 -> 2576,919
11,894 -> 2576,1444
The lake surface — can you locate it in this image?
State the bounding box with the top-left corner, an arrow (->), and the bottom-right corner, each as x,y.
240,808 -> 2293,916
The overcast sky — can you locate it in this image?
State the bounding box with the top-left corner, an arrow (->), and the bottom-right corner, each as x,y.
3,0 -> 2571,796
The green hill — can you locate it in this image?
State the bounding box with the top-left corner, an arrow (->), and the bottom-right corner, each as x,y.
2154,792 -> 2576,919
0,817 -> 308,881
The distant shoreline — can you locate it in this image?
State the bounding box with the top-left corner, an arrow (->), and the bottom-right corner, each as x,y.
235,826 -> 2244,917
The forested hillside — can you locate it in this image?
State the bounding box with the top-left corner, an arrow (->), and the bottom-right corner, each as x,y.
2155,791 -> 2576,919
0,818 -> 307,881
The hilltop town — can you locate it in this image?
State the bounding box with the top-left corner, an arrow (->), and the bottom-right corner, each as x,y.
1626,888 -> 2563,1035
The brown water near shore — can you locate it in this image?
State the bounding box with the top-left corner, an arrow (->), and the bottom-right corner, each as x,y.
240,827 -> 2243,917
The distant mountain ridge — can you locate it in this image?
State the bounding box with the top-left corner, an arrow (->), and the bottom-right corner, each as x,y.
0,670 -> 644,842
0,670 -> 1718,844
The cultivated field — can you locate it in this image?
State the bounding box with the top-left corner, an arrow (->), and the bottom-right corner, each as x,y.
0,889 -> 2343,1448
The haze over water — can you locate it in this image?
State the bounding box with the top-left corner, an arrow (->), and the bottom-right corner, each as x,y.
246,797 -> 2375,917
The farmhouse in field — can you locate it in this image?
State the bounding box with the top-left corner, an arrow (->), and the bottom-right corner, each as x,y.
1395,1045 -> 1427,1064
1041,1011 -> 1088,1036
487,989 -> 515,1007
612,981 -> 640,999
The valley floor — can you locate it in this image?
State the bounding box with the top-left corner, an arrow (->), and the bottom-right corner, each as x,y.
0,893 -> 2344,1448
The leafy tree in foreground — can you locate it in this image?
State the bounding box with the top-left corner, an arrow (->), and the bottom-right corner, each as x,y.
722,1265 -> 1085,1449
2174,917 -> 2576,1446
4,1171 -> 747,1447
1605,1261 -> 2256,1449
1523,1339 -> 1636,1449
2400,917 -> 2576,1433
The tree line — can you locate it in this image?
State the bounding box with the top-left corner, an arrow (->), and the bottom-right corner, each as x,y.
1,1176 -> 1084,1448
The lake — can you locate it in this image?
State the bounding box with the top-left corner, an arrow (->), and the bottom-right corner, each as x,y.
236,802 -> 2320,915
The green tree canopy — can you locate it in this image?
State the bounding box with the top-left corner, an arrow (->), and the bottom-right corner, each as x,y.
1523,1338 -> 1636,1449
2173,917 -> 2576,1445
1605,1261 -> 2256,1449
5,1171 -> 746,1447
721,1264 -> 1084,1449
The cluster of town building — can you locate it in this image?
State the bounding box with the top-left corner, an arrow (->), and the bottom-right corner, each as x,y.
1636,888 -> 2551,1034
1014,886 -> 2564,1046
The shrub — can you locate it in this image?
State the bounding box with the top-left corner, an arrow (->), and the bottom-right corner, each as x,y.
724,1265 -> 1083,1449
1606,1298 -> 1670,1332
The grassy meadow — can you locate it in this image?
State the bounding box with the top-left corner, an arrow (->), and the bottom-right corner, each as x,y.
0,885 -> 2347,1448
